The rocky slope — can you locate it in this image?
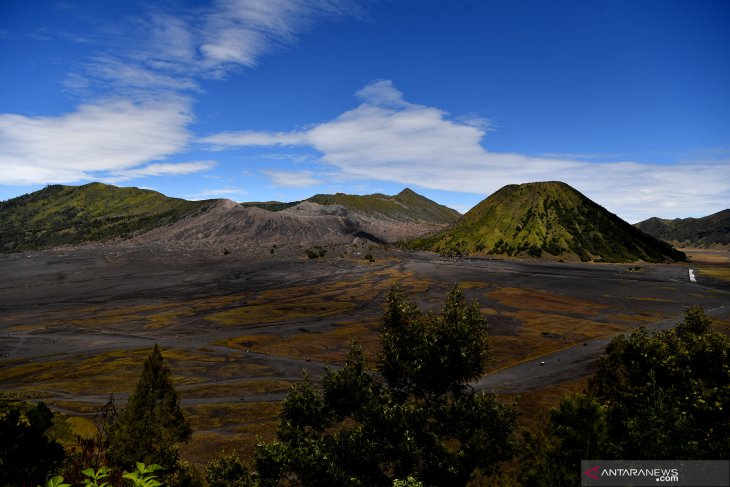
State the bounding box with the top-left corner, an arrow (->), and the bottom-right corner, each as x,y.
408,181 -> 686,263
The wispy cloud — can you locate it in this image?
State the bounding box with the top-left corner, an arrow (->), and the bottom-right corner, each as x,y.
263,169 -> 321,187
0,0 -> 361,188
201,80 -> 730,222
200,0 -> 362,74
65,0 -> 361,98
186,187 -> 247,200
0,98 -> 200,185
103,161 -> 217,183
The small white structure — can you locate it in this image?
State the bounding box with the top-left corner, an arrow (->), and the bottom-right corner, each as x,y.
688,269 -> 697,283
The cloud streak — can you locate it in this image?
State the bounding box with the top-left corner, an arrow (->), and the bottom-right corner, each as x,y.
263,169 -> 321,187
0,98 -> 201,185
201,80 -> 730,222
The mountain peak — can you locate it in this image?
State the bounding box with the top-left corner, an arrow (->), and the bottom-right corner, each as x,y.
306,189 -> 459,224
408,181 -> 685,263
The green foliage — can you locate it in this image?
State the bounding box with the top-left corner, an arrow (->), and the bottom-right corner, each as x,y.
39,463 -> 163,487
254,285 -> 516,486
80,466 -> 111,487
380,285 -> 490,398
392,477 -> 423,487
206,452 -> 254,487
0,183 -> 211,253
0,401 -> 66,487
163,460 -> 204,487
121,462 -> 163,487
306,246 -> 326,259
42,476 -> 71,487
518,394 -> 609,486
407,181 -> 686,263
107,345 -> 192,473
522,305 -> 730,485
590,305 -> 730,459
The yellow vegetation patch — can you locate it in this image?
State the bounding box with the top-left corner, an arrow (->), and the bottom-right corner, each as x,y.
697,265 -> 730,282
460,281 -> 491,289
179,379 -> 292,399
488,310 -> 627,370
682,248 -> 730,264
0,350 -> 148,395
182,402 -> 280,465
218,321 -> 382,364
206,268 -> 418,327
48,401 -> 100,415
208,299 -> 358,326
64,415 -> 97,439
627,296 -> 673,302
504,376 -> 590,431
487,287 -> 606,315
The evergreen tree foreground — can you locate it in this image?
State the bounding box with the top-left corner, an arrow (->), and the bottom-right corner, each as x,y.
234,284 -> 516,486
107,344 -> 193,483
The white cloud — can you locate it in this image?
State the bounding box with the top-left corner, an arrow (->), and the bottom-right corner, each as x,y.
199,0 -> 359,73
186,187 -> 247,199
2,1 -> 361,189
201,80 -> 730,222
203,130 -> 307,148
103,161 -> 217,183
355,79 -> 408,107
263,170 -> 321,188
0,98 -> 201,185
83,56 -> 200,93
65,0 -> 360,97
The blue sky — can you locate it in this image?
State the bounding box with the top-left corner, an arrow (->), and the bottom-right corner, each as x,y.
1,0 -> 728,222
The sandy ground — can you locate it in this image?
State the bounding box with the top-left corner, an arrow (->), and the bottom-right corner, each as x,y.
1,245 -> 729,462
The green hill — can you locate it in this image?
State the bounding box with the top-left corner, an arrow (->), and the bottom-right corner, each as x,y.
408,181 -> 686,263
0,183 -> 212,253
306,188 -> 460,224
635,209 -> 730,247
240,201 -> 300,212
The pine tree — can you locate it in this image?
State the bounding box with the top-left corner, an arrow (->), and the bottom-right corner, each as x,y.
254,284 -> 516,486
107,344 -> 192,471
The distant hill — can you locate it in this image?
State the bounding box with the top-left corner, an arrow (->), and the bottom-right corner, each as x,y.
0,183 -> 211,253
306,188 -> 460,224
407,181 -> 686,263
243,188 -> 461,225
635,209 -> 730,247
0,184 -> 458,254
240,201 -> 300,212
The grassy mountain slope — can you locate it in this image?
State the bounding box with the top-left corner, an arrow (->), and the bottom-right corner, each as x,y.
635,209 -> 730,247
240,201 -> 301,212
0,183 -> 212,253
408,181 -> 686,263
307,188 -> 460,224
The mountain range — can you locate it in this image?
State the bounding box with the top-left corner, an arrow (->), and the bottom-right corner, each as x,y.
1,181 -> 715,263
0,184 -> 456,253
635,209 -> 730,248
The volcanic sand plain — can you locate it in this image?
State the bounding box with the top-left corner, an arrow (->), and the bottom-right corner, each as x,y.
1,245 -> 729,464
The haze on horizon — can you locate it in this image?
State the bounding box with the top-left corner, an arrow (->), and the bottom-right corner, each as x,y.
1,0 -> 728,223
